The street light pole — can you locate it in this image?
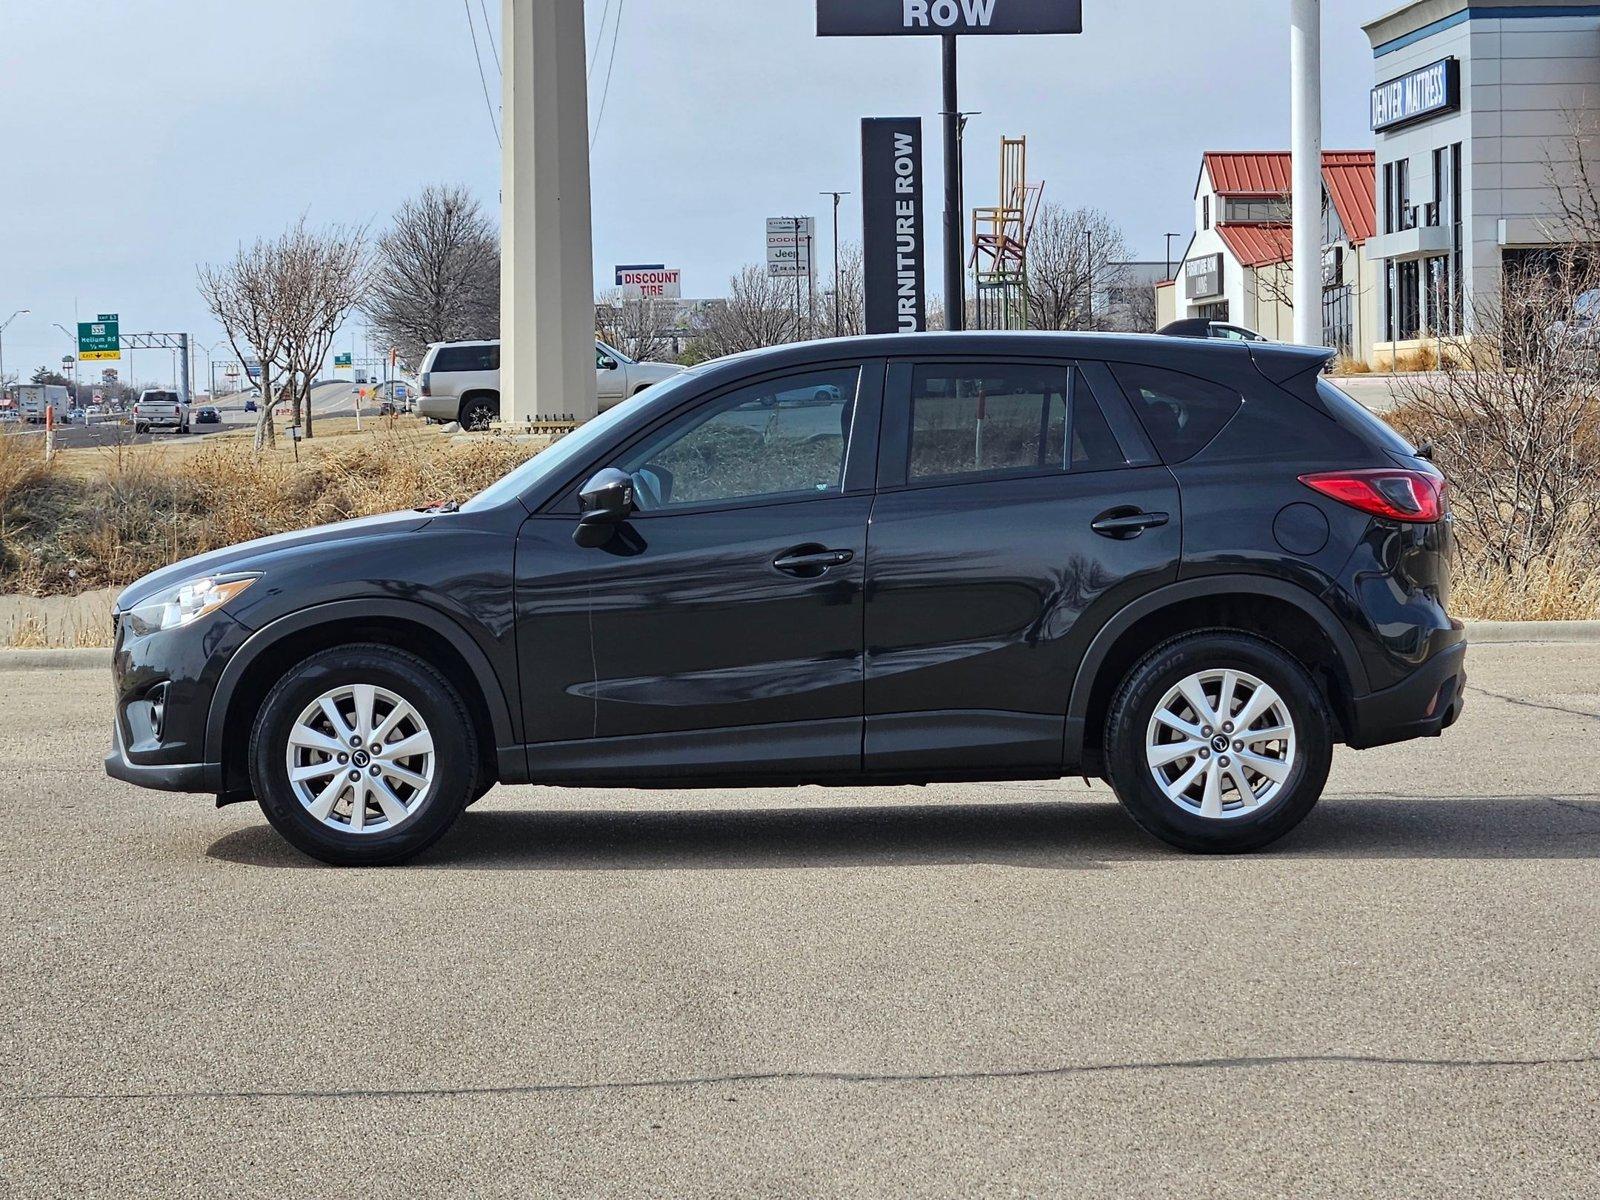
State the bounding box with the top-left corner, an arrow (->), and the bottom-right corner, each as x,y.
820,190 -> 850,337
0,308 -> 31,399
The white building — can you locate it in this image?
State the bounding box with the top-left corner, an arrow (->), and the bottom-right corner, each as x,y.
1158,151 -> 1380,361
1363,0 -> 1600,355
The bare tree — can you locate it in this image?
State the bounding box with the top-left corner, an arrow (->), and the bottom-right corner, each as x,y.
365,185 -> 499,369
1394,246 -> 1600,575
817,241 -> 866,338
691,265 -> 801,358
595,289 -> 673,363
198,219 -> 369,449
1025,204 -> 1132,331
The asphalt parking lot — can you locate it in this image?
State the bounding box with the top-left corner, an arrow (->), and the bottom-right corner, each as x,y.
3,640 -> 1598,1197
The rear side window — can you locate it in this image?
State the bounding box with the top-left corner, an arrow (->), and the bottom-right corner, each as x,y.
432,344 -> 499,373
1110,363 -> 1242,463
1315,377 -> 1417,456
904,363 -> 1123,484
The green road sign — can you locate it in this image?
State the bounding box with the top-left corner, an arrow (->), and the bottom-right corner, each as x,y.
334,352 -> 353,370
78,314 -> 120,362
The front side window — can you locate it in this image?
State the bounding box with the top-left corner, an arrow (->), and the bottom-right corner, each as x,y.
1110,362 -> 1242,464
618,368 -> 859,512
904,363 -> 1120,483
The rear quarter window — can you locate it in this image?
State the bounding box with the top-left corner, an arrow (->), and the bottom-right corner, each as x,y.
1110,362 -> 1242,464
432,345 -> 499,373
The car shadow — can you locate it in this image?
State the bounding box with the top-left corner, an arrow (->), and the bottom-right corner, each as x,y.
205,790 -> 1600,871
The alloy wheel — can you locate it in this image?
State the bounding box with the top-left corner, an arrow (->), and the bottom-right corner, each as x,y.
1144,668 -> 1296,820
284,683 -> 436,835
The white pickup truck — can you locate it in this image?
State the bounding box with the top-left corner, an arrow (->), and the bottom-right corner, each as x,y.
132,390 -> 190,434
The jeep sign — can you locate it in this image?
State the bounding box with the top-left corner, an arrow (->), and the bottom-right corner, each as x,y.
817,0 -> 1082,36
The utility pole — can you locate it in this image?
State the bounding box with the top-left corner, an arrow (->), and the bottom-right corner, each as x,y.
1290,0 -> 1323,346
820,190 -> 850,337
502,0 -> 597,423
1086,228 -> 1095,328
941,35 -> 965,330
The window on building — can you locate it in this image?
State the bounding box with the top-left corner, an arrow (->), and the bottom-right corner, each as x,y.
1202,196 -> 1210,230
1383,163 -> 1394,235
1223,198 -> 1292,224
1395,259 -> 1421,340
1323,285 -> 1354,357
1397,158 -> 1415,231
1427,148 -> 1444,228
1451,142 -> 1464,335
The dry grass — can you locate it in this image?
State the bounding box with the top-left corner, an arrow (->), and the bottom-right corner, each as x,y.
0,425 -> 544,596
1449,544 -> 1600,621
1329,357 -> 1372,376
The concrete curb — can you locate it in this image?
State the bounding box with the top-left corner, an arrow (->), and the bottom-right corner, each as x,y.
1463,620 -> 1600,644
0,621 -> 1594,672
0,648 -> 109,670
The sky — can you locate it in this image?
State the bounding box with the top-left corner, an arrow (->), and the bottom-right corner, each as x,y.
0,0 -> 1380,384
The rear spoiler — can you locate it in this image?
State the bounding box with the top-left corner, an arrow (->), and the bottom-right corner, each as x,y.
1249,343 -> 1339,419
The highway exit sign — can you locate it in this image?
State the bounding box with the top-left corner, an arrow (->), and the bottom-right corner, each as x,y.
77,314 -> 121,362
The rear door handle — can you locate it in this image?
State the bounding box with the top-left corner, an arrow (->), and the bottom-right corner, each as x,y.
1091,508 -> 1170,539
773,547 -> 855,577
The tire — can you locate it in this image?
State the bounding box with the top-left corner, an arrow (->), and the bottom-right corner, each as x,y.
1103,631 -> 1332,854
459,395 -> 499,431
248,644 -> 479,866
135,423 -> 147,434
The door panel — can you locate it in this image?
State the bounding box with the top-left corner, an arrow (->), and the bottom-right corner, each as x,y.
864,358 -> 1181,772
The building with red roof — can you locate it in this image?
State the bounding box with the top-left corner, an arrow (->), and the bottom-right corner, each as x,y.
1158,150 -> 1380,363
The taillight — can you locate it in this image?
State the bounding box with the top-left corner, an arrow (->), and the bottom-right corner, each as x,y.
420,372 -> 431,396
1299,469 -> 1444,523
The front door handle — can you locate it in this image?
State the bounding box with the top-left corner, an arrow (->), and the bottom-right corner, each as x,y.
1091,508 -> 1170,539
773,546 -> 855,577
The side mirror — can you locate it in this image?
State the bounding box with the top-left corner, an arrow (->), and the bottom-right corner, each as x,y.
573,467 -> 635,547
598,355 -> 619,371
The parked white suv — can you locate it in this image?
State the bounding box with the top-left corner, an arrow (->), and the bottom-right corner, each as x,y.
416,339 -> 684,428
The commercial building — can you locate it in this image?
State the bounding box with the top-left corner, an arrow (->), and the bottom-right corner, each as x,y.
1158,151 -> 1379,360
1363,0 -> 1600,355
1096,261 -> 1167,331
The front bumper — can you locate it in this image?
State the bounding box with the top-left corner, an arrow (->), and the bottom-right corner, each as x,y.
1347,638 -> 1467,749
104,719 -> 221,793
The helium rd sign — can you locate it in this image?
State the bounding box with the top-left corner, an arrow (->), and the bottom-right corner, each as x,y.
816,0 -> 1082,36
77,313 -> 120,362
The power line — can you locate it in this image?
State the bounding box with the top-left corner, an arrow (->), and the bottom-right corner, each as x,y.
590,0 -> 625,149
462,0 -> 501,148
477,0 -> 501,76
588,0 -> 616,81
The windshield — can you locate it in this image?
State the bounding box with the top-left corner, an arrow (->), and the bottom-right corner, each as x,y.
461,368 -> 703,512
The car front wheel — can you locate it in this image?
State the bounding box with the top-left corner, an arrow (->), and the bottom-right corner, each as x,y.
249,644 -> 479,866
1103,631 -> 1332,853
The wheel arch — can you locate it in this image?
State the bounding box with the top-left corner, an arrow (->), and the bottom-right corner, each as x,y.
457,389 -> 501,422
208,599 -> 516,799
1066,576 -> 1366,770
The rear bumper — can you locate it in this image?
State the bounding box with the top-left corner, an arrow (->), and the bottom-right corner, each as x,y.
1347,639 -> 1467,749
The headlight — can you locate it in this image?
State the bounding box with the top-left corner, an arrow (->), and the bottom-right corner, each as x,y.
124,573 -> 259,636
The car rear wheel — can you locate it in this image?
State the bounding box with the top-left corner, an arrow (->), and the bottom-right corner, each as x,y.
248,645 -> 478,866
1103,631 -> 1332,853
459,396 -> 499,431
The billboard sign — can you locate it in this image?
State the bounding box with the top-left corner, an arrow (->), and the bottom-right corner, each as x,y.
767,217 -> 816,278
1371,58 -> 1459,133
1185,253 -> 1223,300
334,352 -> 353,370
818,0 -> 1082,36
862,117 -> 927,334
614,264 -> 683,299
77,313 -> 120,362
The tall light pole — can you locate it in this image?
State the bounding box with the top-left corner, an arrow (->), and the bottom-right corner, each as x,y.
820,190 -> 850,337
0,308 -> 31,397
1291,0 -> 1323,346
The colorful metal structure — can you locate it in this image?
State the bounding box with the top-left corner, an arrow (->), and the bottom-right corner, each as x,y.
970,136 -> 1044,330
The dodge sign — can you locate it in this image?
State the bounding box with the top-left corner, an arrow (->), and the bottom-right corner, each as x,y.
817,0 -> 1083,36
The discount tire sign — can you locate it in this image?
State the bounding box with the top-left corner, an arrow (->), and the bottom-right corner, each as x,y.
818,0 -> 1082,35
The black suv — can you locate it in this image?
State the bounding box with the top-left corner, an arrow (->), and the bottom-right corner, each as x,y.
105,333 -> 1464,865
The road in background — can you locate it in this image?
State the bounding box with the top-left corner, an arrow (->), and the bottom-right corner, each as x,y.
3,641 -> 1598,1196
